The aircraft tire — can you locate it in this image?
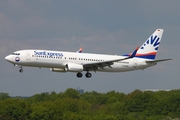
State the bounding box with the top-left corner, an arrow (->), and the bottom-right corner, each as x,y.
85,72 -> 92,78
77,72 -> 83,78
19,69 -> 23,73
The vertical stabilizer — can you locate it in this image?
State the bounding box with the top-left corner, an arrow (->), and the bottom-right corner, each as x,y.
135,29 -> 164,59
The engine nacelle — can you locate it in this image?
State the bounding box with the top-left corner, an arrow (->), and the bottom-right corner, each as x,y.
65,63 -> 83,72
50,68 -> 66,72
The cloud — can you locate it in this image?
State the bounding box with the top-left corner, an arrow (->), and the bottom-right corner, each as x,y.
0,39 -> 33,55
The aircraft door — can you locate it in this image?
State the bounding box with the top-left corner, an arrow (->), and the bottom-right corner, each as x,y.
26,51 -> 31,60
133,59 -> 138,68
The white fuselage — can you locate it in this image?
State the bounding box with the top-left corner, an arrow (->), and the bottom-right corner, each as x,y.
5,49 -> 155,73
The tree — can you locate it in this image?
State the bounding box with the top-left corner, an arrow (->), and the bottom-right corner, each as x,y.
0,93 -> 10,100
0,99 -> 27,119
64,88 -> 79,99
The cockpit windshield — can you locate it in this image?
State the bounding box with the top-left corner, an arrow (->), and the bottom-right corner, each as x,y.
12,53 -> 20,55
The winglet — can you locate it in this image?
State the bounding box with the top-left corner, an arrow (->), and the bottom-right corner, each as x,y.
129,47 -> 139,58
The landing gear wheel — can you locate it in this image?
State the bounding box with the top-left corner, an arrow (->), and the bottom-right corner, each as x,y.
76,72 -> 83,78
19,69 -> 23,73
85,72 -> 92,78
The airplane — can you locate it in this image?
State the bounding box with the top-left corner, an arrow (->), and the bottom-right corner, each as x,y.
5,29 -> 172,78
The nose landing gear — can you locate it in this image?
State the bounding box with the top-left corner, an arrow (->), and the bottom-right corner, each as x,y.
19,68 -> 23,73
14,64 -> 23,73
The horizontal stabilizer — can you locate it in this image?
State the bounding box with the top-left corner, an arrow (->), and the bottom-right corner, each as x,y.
146,59 -> 172,63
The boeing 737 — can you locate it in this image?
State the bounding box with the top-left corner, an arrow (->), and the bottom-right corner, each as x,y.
5,29 -> 172,78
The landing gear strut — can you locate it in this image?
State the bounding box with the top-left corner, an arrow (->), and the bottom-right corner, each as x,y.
14,64 -> 23,73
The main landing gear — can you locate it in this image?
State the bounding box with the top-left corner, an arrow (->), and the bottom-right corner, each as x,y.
85,72 -> 92,78
76,72 -> 92,78
77,72 -> 83,78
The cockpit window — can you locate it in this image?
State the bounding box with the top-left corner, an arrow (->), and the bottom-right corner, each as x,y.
12,53 -> 20,55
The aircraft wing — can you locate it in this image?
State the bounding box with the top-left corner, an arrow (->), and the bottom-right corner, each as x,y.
146,59 -> 173,63
83,47 -> 139,71
83,57 -> 129,70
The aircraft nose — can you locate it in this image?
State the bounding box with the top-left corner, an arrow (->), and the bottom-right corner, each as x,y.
5,55 -> 11,62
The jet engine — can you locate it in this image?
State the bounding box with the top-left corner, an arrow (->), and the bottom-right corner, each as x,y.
65,63 -> 83,72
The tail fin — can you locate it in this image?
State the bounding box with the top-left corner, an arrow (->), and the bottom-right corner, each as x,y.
135,29 -> 164,59
76,48 -> 83,53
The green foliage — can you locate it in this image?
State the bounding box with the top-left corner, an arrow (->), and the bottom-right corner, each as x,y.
63,88 -> 80,99
0,92 -> 10,100
0,89 -> 180,120
0,99 -> 30,119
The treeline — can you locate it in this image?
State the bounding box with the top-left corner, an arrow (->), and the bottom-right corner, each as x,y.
0,89 -> 180,120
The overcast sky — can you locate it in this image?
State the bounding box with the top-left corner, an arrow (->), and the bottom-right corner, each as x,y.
1,0 -> 180,96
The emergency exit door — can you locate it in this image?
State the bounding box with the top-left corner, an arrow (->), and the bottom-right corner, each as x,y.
26,51 -> 31,60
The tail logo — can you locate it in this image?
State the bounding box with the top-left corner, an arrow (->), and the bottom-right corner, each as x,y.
141,35 -> 160,51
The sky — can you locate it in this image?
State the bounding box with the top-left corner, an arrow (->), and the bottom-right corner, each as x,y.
0,0 -> 180,96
